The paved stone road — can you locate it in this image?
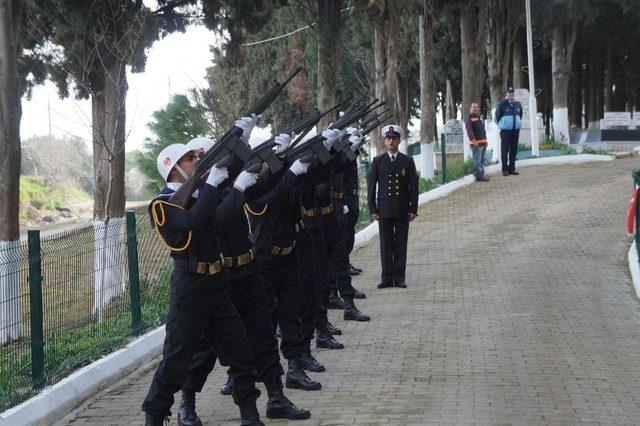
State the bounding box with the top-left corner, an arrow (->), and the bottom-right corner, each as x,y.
59,157 -> 640,425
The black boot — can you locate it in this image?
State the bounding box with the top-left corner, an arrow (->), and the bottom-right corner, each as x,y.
300,350 -> 325,372
285,356 -> 322,390
220,375 -> 234,395
144,411 -> 168,426
264,377 -> 311,420
347,264 -> 360,276
177,391 -> 202,426
326,321 -> 342,335
352,287 -> 366,299
350,263 -> 363,273
327,289 -> 347,310
343,296 -> 370,322
239,402 -> 264,426
316,332 -> 344,349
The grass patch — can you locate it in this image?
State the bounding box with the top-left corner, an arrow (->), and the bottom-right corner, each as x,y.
20,176 -> 90,211
581,146 -> 611,155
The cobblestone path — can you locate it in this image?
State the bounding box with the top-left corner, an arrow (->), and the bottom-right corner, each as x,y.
59,157 -> 640,425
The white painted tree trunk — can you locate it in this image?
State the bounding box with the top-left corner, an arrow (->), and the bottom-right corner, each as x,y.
463,131 -> 472,161
420,142 -> 435,180
93,217 -> 126,322
399,138 -> 408,155
488,108 -> 501,163
552,107 -> 570,144
370,144 -> 378,160
0,240 -> 23,344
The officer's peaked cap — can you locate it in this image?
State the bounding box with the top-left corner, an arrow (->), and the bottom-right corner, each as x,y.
381,124 -> 402,138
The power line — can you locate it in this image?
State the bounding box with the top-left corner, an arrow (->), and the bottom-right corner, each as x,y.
241,6 -> 354,47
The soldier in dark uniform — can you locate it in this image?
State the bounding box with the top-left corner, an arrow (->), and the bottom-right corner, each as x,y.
175,136 -> 311,425
341,127 -> 364,277
245,143 -> 331,391
367,125 -> 419,289
142,143 -> 263,426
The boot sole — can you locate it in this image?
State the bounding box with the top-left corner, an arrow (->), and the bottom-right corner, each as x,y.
302,366 -> 326,373
266,407 -> 311,420
353,295 -> 366,299
285,379 -> 322,391
344,314 -> 371,322
316,340 -> 344,350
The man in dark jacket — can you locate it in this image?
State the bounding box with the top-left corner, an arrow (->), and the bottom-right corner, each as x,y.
367,125 -> 419,289
464,101 -> 489,182
494,87 -> 523,176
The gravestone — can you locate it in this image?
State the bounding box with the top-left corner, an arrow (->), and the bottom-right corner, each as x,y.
604,112 -> 631,129
443,119 -> 464,153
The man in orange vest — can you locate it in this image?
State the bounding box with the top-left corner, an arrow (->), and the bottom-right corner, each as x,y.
464,101 -> 490,182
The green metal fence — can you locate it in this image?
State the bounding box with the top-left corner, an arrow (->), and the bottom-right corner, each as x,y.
0,211 -> 170,411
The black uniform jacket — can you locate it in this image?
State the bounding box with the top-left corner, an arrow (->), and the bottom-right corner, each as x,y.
149,184 -> 230,263
367,152 -> 419,219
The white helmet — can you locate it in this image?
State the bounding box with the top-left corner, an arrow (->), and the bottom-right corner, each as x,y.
186,137 -> 215,155
156,143 -> 197,182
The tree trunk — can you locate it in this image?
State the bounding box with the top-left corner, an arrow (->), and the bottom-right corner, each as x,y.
587,48 -> 599,128
460,1 -> 488,117
512,28 -> 524,88
570,45 -> 582,128
372,18 -> 386,154
604,46 -> 614,112
551,21 -> 578,144
419,12 -> 436,180
445,79 -> 455,120
485,0 -> 521,109
0,0 -> 23,345
92,59 -> 127,320
316,0 -> 342,130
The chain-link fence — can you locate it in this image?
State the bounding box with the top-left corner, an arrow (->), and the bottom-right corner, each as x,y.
0,212 -> 170,411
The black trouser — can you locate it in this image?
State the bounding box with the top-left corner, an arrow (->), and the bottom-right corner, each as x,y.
308,224 -> 330,324
340,194 -> 359,257
254,248 -> 306,359
182,271 -> 284,392
379,217 -> 409,285
296,229 -> 321,348
322,212 -> 355,298
500,129 -> 520,172
142,271 -> 259,416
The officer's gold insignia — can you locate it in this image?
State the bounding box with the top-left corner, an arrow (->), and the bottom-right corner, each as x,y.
401,168 -> 406,176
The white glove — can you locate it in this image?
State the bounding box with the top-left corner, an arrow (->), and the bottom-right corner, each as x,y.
321,128 -> 342,151
206,165 -> 229,188
348,134 -> 362,147
343,205 -> 349,214
274,133 -> 292,154
289,159 -> 310,176
234,170 -> 258,192
235,114 -> 257,144
345,126 -> 360,136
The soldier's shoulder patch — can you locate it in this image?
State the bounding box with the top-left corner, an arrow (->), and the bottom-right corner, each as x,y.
401,168 -> 406,176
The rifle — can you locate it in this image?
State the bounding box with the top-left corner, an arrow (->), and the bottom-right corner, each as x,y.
244,110 -> 322,173
283,99 -> 384,165
337,110 -> 395,161
168,67 -> 302,207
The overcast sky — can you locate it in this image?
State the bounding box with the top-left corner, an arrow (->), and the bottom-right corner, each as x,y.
20,24 -> 230,152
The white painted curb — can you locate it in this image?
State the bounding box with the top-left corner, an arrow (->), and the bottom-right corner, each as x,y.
628,241 -> 640,300
1,153 -> 614,425
353,154 -> 614,250
0,326 -> 166,425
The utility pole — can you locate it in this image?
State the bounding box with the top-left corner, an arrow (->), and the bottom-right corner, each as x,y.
525,0 -> 540,156
47,100 -> 52,142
